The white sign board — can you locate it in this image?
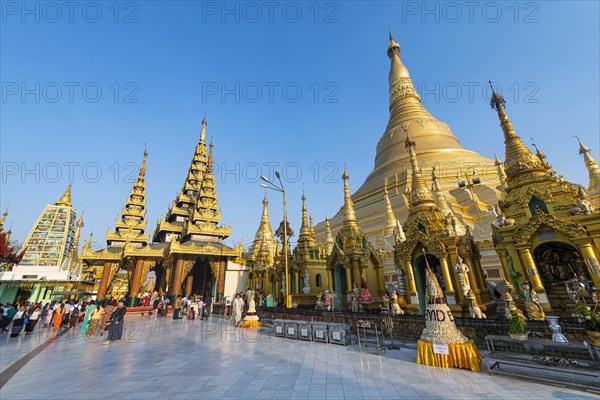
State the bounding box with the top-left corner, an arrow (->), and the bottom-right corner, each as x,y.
275,326 -> 282,334
332,332 -> 341,341
316,330 -> 324,339
433,343 -> 449,355
287,327 -> 295,335
301,328 -> 308,337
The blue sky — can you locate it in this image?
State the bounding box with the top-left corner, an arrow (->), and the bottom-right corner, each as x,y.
1,1 -> 599,250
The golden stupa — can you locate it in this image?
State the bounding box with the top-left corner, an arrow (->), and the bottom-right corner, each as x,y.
316,35 -> 501,249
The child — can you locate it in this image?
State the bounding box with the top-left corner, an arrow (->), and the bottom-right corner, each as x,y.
188,307 -> 195,320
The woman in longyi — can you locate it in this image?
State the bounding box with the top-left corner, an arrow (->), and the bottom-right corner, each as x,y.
416,254 -> 482,372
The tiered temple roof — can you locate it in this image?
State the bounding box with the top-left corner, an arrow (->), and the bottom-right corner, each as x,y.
106,149 -> 150,247
154,116 -> 231,243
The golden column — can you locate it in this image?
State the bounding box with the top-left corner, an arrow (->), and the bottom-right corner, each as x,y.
216,259 -> 226,300
516,245 -> 544,292
170,257 -> 184,296
345,267 -> 353,293
327,269 -> 334,291
405,260 -> 417,294
185,275 -> 194,296
576,241 -> 600,289
97,261 -> 114,300
129,259 -> 146,304
438,256 -> 455,295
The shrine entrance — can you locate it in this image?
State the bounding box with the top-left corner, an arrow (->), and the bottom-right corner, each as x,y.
413,253 -> 443,315
533,241 -> 589,293
185,258 -> 215,298
333,265 -> 347,309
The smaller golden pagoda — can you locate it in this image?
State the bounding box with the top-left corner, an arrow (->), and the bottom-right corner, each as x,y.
247,194 -> 279,299
489,87 -> 600,316
394,133 -> 489,316
326,167 -> 384,309
290,194 -> 327,305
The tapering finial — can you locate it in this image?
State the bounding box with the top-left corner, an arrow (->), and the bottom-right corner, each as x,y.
200,114 -> 207,142
55,184 -> 73,207
139,147 -> 148,181
575,135 -> 591,156
342,164 -> 357,226
207,139 -> 214,173
493,149 -> 501,164
530,137 -> 545,159
342,162 -> 349,180
489,81 -> 506,110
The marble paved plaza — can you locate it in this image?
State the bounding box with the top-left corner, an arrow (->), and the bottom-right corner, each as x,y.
0,315 -> 595,400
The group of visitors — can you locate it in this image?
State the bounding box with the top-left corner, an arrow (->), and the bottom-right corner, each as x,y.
0,299 -> 127,344
144,290 -> 215,321
171,293 -> 213,321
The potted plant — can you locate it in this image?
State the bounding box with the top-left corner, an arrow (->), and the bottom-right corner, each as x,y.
508,310 -> 528,341
573,301 -> 600,346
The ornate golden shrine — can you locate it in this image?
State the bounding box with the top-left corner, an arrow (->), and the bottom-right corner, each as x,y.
82,117 -> 241,302
489,87 -> 600,315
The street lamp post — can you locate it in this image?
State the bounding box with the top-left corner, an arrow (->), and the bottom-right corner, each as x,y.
260,172 -> 292,308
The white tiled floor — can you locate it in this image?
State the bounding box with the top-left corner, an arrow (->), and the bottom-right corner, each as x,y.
0,316 -> 595,399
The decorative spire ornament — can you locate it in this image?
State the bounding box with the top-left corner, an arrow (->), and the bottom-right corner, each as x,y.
55,184 -> 73,207
383,178 -> 397,236
489,81 -> 548,183
576,136 -> 600,209
341,165 -> 358,228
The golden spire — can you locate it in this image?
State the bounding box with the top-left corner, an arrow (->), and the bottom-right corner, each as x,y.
489,82 -> 547,182
431,167 -> 452,215
107,149 -> 149,246
387,31 -> 411,83
383,178 -> 396,236
531,138 -> 552,169
493,149 -> 507,188
576,136 -> 600,208
309,213 -> 315,238
207,139 -> 214,174
55,184 -> 72,207
200,114 -> 207,144
299,193 -> 310,238
577,136 -> 600,173
405,133 -> 435,206
251,193 -> 275,252
342,165 -> 358,227
324,213 -> 334,255
138,147 -> 148,182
